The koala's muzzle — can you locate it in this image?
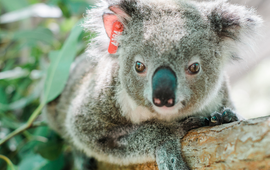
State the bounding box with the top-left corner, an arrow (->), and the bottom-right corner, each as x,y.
152,67 -> 176,107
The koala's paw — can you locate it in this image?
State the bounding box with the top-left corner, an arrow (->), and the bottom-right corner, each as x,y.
156,140 -> 190,170
222,108 -> 239,123
181,116 -> 209,132
209,108 -> 239,126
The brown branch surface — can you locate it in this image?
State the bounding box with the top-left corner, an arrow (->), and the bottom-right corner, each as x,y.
96,116 -> 270,170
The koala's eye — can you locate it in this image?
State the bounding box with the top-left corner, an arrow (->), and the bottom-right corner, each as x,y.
135,61 -> 146,73
188,63 -> 200,74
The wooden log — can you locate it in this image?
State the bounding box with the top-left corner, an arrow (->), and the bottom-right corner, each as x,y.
96,116 -> 270,170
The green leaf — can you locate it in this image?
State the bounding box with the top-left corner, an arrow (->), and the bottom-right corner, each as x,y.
2,59 -> 15,71
34,140 -> 63,161
43,19 -> 83,103
0,155 -> 18,170
0,115 -> 21,129
12,27 -> 54,45
48,0 -> 61,5
60,18 -> 78,33
57,1 -> 71,18
33,126 -> 50,137
18,140 -> 43,158
18,154 -> 48,170
0,0 -> 28,12
0,87 -> 8,105
7,164 -> 18,170
67,1 -> 90,15
39,154 -> 64,170
34,129 -> 63,160
27,0 -> 40,4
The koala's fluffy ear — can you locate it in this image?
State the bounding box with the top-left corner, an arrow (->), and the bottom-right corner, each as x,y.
207,1 -> 263,44
103,5 -> 131,38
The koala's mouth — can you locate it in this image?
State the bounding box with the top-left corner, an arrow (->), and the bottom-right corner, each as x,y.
152,101 -> 183,115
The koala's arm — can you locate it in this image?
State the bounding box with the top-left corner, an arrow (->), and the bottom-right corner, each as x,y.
67,100 -> 208,170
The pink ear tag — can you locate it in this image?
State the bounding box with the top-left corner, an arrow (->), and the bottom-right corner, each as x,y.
108,21 -> 124,54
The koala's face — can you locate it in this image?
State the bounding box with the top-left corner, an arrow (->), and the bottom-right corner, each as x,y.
93,0 -> 261,119
119,38 -> 223,117
117,1 -> 224,117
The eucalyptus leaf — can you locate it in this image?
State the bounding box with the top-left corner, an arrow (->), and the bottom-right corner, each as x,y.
57,1 -> 71,18
48,0 -> 61,5
0,3 -> 62,24
0,0 -> 28,12
43,19 -> 83,103
39,154 -> 64,170
0,81 -> 41,111
33,131 -> 63,161
34,140 -> 63,161
12,27 -> 53,45
0,155 -> 17,170
0,115 -> 21,129
68,2 -> 90,15
0,68 -> 29,80
7,165 -> 18,170
1,59 -> 15,72
18,154 -> 48,170
33,126 -> 50,137
18,141 -> 43,159
0,87 -> 8,105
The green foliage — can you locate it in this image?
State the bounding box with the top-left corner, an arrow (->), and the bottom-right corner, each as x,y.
0,0 -> 28,12
0,155 -> 18,170
43,20 -> 83,103
0,1 -> 91,169
12,27 -> 54,45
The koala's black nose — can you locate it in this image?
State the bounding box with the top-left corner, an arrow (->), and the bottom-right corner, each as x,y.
152,67 -> 177,107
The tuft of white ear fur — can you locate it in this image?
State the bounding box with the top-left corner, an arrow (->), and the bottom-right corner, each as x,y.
83,0 -> 112,61
83,0 -> 132,60
109,5 -> 131,22
200,0 -> 263,60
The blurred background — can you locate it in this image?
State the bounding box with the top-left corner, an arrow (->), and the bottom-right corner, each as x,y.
0,0 -> 94,169
0,0 -> 269,169
227,0 -> 270,119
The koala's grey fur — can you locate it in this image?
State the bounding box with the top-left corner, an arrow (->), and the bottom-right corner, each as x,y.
44,0 -> 262,169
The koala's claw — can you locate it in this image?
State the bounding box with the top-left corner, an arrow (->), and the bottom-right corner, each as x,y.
209,112 -> 223,126
209,108 -> 239,126
181,116 -> 209,132
156,140 -> 190,170
222,108 -> 239,123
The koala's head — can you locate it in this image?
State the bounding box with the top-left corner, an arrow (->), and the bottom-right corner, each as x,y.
84,0 -> 262,122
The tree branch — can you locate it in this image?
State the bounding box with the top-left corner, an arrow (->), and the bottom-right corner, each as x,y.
0,103 -> 45,146
95,116 -> 270,170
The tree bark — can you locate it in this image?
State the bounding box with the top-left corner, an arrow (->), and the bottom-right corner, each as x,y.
96,116 -> 270,170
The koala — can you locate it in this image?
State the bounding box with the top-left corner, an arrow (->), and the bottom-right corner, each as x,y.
44,0 -> 262,169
